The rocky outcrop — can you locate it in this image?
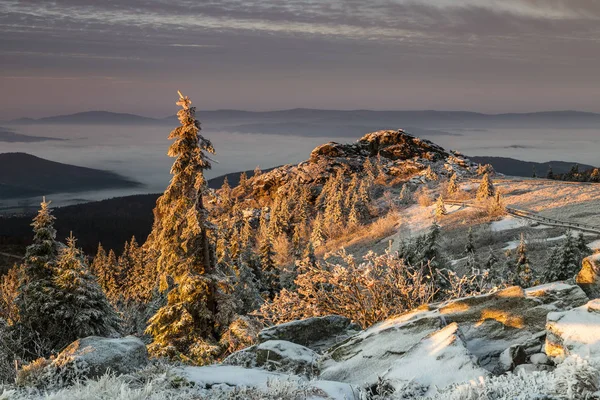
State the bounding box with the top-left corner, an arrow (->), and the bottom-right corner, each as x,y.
320,284 -> 588,389
379,323 -> 488,398
576,254 -> 600,299
546,299 -> 600,362
244,130 -> 477,198
258,315 -> 360,352
223,340 -> 319,377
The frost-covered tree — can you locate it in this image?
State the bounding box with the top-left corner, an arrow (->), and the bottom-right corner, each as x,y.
259,235 -> 279,299
231,257 -> 263,315
253,165 -> 262,178
145,92 -> 235,364
546,165 -> 554,179
15,198 -> 63,356
476,173 -> 496,201
543,245 -> 561,283
0,264 -> 21,325
239,171 -> 249,192
514,234 -> 533,287
53,234 -> 121,345
310,212 -> 327,248
424,165 -> 438,181
465,227 -> 475,255
435,195 -> 447,217
399,184 -> 412,204
447,173 -> 459,197
556,230 -> 580,281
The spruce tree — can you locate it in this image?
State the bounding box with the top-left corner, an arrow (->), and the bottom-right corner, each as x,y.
310,212 -> 327,248
239,171 -> 249,192
259,235 -> 279,299
435,195 -> 447,217
476,173 -> 496,201
53,234 -> 121,345
543,246 -> 561,283
546,165 -> 554,179
465,227 -> 475,255
145,92 -> 234,364
577,232 -> 591,257
447,173 -> 459,197
15,198 -> 63,356
254,165 -> 262,178
514,234 -> 533,287
556,230 -> 579,280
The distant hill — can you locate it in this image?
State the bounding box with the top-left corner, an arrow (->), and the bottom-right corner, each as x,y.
0,153 -> 141,200
10,109 -> 600,131
0,127 -> 64,143
9,111 -> 160,125
468,156 -> 596,178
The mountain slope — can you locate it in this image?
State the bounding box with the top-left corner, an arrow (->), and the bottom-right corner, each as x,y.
0,153 -> 141,200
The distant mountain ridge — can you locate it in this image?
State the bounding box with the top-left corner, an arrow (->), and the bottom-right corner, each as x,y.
8,109 -> 600,130
0,153 -> 141,200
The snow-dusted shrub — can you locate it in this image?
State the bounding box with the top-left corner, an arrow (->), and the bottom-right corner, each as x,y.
554,356 -> 600,399
261,250 -> 437,328
433,370 -> 554,400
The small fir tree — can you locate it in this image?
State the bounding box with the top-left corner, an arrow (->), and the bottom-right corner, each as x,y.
447,173 -> 459,197
259,235 -> 279,300
546,165 -> 554,179
514,233 -> 533,287
435,195 -> 447,217
476,173 -> 496,201
53,234 -> 121,345
465,227 -> 475,255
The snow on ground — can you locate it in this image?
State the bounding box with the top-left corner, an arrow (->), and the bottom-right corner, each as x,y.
493,178 -> 600,226
490,216 -> 530,232
179,365 -> 358,399
503,232 -> 585,251
180,365 -> 299,388
547,299 -> 600,361
588,239 -> 600,250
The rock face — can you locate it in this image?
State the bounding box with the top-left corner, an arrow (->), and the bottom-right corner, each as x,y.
546,299 -> 600,362
379,323 -> 488,398
224,340 -> 319,377
320,284 -> 588,390
258,315 -> 360,352
51,336 -> 148,379
576,254 -> 600,299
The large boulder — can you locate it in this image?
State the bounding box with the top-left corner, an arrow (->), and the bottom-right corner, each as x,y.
378,323 -> 488,398
50,336 -> 148,379
258,315 -> 360,352
320,284 -> 587,388
319,309 -> 444,385
546,299 -> 600,362
223,340 -> 319,377
577,254 -> 600,299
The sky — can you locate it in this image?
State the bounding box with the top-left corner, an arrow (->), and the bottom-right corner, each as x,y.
2,0 -> 600,119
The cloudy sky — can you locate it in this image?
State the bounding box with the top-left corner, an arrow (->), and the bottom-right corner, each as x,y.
2,0 -> 600,119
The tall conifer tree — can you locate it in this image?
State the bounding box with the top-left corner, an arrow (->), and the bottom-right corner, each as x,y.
145,92 -> 234,364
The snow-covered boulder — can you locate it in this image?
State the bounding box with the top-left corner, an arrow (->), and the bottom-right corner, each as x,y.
259,315 -> 360,352
223,340 -> 319,377
498,344 -> 528,373
525,281 -> 589,309
379,323 -> 488,398
546,299 -> 600,362
321,284 -> 587,388
50,336 -> 147,379
577,253 -> 600,299
319,308 -> 443,386
178,365 -> 359,399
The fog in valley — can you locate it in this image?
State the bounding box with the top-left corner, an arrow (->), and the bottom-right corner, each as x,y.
2,120 -> 600,208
